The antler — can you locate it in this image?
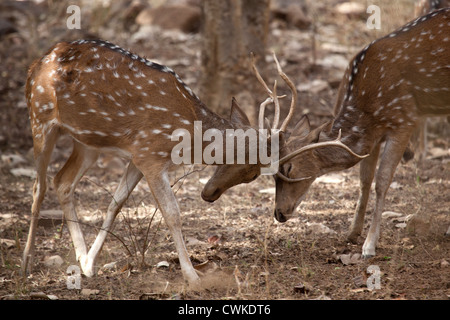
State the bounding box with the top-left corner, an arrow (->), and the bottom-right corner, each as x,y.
272,53 -> 297,132
258,97 -> 273,131
275,130 -> 369,182
276,172 -> 312,183
279,129 -> 369,165
251,52 -> 296,132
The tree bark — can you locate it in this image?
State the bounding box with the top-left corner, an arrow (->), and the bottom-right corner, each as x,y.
200,0 -> 270,123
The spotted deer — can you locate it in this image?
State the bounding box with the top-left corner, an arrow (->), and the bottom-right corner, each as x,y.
203,8 -> 450,257
22,39 -> 280,284
273,8 -> 450,257
410,0 -> 450,161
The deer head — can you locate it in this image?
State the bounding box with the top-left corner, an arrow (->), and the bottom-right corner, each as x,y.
274,115 -> 369,222
201,97 -> 261,202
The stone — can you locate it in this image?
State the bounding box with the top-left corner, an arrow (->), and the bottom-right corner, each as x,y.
43,255 -> 64,268
81,289 -> 100,296
306,222 -> 337,235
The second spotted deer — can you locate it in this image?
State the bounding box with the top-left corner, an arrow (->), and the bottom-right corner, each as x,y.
202,8 -> 450,258
274,8 -> 450,258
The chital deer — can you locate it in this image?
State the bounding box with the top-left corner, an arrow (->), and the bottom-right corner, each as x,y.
22,39 -> 277,284
203,8 -> 450,256
410,0 -> 450,161
274,8 -> 450,257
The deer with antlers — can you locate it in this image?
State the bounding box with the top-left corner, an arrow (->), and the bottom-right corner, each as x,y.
407,0 -> 450,161
204,8 -> 450,257
275,8 -> 450,257
22,39 -> 288,284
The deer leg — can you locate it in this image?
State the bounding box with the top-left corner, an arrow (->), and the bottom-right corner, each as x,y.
418,119 -> 427,162
145,170 -> 200,285
53,142 -> 99,271
82,162 -> 143,276
22,129 -> 58,275
347,143 -> 381,243
362,136 -> 410,258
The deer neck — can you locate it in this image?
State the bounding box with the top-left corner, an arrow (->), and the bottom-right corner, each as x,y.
314,107 -> 379,176
193,103 -> 237,133
183,103 -> 258,165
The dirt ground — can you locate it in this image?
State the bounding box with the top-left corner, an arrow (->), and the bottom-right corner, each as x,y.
0,0 -> 449,300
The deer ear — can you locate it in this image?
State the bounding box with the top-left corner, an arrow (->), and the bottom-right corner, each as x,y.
290,115 -> 311,138
318,120 -> 333,141
230,97 -> 251,127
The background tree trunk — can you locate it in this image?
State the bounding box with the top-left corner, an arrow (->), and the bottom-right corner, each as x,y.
200,0 -> 270,123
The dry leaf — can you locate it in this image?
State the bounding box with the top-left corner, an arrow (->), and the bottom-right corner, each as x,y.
156,261 -> 170,269
207,235 -> 222,245
81,289 -> 100,296
0,239 -> 15,249
294,282 -> 312,294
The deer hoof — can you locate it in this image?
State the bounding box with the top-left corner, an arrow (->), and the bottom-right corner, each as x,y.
80,256 -> 96,277
361,245 -> 376,259
361,253 -> 375,259
346,232 -> 359,244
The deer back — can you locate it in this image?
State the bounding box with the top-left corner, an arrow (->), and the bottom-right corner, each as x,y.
26,39 -> 211,163
331,8 -> 449,155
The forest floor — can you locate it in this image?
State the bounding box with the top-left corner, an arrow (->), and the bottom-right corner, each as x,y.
0,0 -> 448,300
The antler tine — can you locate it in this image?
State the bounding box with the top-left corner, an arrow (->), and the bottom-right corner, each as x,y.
272,52 -> 297,133
264,117 -> 272,131
272,80 -> 281,130
258,97 -> 273,130
278,129 -> 369,165
251,53 -> 287,131
276,171 -> 311,183
251,52 -> 273,96
252,53 -> 273,131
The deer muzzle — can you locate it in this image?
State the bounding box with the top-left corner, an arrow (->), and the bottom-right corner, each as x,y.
274,208 -> 288,223
201,186 -> 223,203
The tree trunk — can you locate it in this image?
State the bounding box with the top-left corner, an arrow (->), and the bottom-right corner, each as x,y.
200,0 -> 270,123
